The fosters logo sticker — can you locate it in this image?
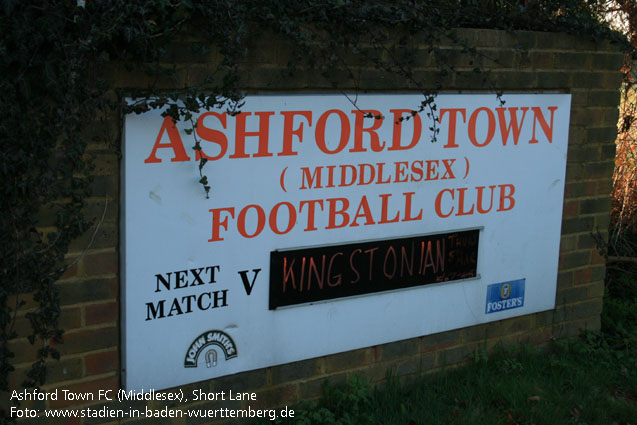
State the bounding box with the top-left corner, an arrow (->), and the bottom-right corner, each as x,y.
485,279 -> 525,314
184,330 -> 238,368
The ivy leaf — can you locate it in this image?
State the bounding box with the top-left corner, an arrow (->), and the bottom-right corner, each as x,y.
199,158 -> 208,171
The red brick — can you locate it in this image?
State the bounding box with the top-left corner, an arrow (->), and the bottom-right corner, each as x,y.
214,368 -> 268,391
376,339 -> 419,362
7,365 -> 27,390
80,251 -> 118,277
574,268 -> 593,285
591,250 -> 605,265
564,181 -> 597,198
60,261 -> 79,280
324,348 -> 373,373
92,153 -> 118,176
8,338 -> 40,364
58,277 -> 118,306
298,374 -> 346,399
85,350 -> 119,375
13,292 -> 39,311
525,327 -> 554,345
487,316 -> 531,337
374,345 -> 382,362
270,358 -> 319,385
252,384 -> 297,410
463,324 -> 487,342
12,315 -> 33,336
587,280 -> 605,298
534,310 -> 554,327
46,357 -> 84,385
60,307 -> 82,330
562,200 -> 579,217
69,223 -> 118,252
557,286 -> 589,304
586,315 -> 602,331
436,344 -> 476,367
597,179 -> 613,195
553,321 -> 583,339
571,108 -> 604,126
52,327 -> 118,355
421,330 -> 461,353
559,235 -> 577,253
572,298 -> 603,319
85,302 -> 118,326
557,271 -> 574,290
559,251 -> 590,269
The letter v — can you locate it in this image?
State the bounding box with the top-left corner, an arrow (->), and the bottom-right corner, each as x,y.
238,269 -> 261,296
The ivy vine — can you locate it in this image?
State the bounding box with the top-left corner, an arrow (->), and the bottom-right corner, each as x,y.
0,0 -> 631,421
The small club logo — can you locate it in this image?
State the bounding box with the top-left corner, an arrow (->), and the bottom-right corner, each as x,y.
184,330 -> 238,368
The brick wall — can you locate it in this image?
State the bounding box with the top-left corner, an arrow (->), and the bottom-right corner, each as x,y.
5,28 -> 623,424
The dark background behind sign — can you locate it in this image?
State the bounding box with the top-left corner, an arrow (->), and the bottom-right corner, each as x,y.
269,229 -> 480,309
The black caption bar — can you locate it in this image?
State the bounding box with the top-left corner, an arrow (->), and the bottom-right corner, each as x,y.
269,229 -> 479,309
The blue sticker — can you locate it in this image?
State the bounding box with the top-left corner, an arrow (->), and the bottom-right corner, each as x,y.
485,279 -> 525,314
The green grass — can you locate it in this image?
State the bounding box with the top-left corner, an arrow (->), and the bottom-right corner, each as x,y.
256,273 -> 637,425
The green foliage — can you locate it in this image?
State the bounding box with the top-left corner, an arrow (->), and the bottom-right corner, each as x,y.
256,377 -> 373,425
1,0 -> 97,396
254,332 -> 636,425
0,1 -> 632,421
601,264 -> 637,374
471,346 -> 490,364
601,228 -> 637,366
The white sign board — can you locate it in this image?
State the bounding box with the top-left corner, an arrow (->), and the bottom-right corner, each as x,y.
122,93 -> 571,390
